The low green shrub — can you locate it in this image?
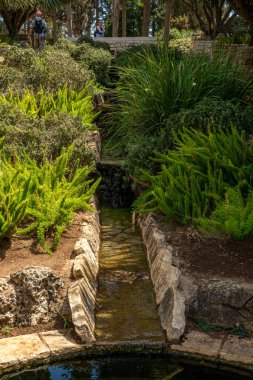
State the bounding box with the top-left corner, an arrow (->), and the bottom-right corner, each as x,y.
0,151 -> 34,239
0,104 -> 95,167
5,45 -> 37,70
27,49 -> 94,91
72,43 -> 111,84
0,66 -> 25,92
3,45 -> 94,92
22,147 -> 100,252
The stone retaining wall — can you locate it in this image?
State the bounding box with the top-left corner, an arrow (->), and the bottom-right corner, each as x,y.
193,39 -> 253,65
68,36 -> 157,54
138,213 -> 253,340
68,198 -> 100,343
138,214 -> 186,342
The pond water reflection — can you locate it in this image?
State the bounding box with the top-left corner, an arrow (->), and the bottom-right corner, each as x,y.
6,357 -> 251,380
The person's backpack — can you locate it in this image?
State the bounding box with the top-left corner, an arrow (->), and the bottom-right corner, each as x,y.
34,19 -> 45,34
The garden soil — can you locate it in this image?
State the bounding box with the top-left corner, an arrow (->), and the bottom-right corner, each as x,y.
153,214 -> 253,283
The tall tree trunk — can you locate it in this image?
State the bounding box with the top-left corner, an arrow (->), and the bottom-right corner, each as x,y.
164,0 -> 174,45
122,0 -> 127,37
112,0 -> 120,37
142,0 -> 151,36
52,10 -> 58,43
95,0 -> 100,24
66,3 -> 73,37
2,8 -> 34,39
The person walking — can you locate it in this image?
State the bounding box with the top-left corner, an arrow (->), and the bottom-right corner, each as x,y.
30,10 -> 47,52
94,21 -> 105,38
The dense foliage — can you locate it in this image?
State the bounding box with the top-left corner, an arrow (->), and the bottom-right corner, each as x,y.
0,146 -> 100,252
107,47 -> 253,177
0,41 -> 104,252
134,127 -> 253,240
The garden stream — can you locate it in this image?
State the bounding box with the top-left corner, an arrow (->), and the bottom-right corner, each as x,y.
7,206 -> 252,380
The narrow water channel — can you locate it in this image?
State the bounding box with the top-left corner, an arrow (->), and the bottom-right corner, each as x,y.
95,208 -> 164,342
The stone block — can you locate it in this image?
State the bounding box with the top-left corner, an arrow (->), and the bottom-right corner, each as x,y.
220,336 -> 253,366
171,330 -> 222,357
68,280 -> 96,343
40,330 -> 82,357
0,334 -> 50,370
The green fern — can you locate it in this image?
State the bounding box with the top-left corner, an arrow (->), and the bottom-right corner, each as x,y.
134,126 -> 253,231
0,85 -> 98,128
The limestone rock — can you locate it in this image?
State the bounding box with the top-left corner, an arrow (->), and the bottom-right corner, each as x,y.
68,279 -> 96,343
9,266 -> 64,326
0,278 -> 16,325
189,279 -> 253,330
158,283 -> 186,342
82,223 -> 100,257
72,253 -> 98,294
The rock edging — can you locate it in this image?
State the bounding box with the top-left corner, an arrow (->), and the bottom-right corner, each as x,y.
68,198 -> 100,343
138,213 -> 186,342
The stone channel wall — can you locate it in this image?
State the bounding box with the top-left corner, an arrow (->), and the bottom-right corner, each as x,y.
138,213 -> 253,339
138,214 -> 186,342
68,202 -> 100,343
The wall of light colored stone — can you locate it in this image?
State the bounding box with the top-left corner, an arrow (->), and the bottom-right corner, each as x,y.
138,214 -> 186,342
68,199 -> 100,343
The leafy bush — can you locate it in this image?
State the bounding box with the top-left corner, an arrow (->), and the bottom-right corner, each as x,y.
0,104 -> 95,167
27,49 -> 94,91
0,66 -> 25,92
72,43 -> 111,84
107,48 -> 253,152
5,45 -> 37,70
0,85 -> 96,127
134,127 -> 253,232
3,45 -> 94,92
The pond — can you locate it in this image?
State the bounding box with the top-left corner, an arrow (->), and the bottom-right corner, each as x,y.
5,356 -> 251,380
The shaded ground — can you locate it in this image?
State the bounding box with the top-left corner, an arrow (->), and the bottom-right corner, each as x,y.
154,214 -> 253,283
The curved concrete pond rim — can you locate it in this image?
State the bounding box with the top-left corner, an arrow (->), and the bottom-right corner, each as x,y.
0,331 -> 253,377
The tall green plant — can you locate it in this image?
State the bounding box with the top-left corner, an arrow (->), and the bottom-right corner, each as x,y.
107,47 -> 253,151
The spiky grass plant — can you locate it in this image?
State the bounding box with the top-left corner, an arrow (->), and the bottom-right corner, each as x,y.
107,47 -> 253,152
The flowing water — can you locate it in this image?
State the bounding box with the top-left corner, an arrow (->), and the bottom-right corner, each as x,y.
95,208 -> 164,342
